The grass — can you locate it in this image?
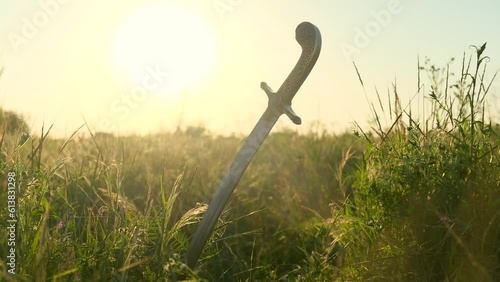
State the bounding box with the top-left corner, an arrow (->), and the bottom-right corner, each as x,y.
0,120 -> 364,281
334,44 -> 500,281
0,44 -> 499,281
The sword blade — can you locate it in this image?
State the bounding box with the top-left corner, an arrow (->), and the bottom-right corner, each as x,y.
186,107 -> 280,268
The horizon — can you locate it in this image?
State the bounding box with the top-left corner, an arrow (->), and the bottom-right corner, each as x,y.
1,0 -> 500,138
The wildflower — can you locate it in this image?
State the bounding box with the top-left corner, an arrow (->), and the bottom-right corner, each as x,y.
97,206 -> 106,217
58,220 -> 65,229
439,215 -> 451,223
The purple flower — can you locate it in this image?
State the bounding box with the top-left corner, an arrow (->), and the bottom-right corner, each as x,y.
97,207 -> 106,217
439,216 -> 451,223
58,220 -> 65,229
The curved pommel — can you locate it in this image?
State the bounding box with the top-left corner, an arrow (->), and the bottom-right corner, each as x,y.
261,22 -> 322,125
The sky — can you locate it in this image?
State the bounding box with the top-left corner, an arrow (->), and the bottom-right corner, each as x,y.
0,0 -> 499,138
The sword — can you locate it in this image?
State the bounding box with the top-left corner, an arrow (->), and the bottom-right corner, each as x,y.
185,21 -> 322,268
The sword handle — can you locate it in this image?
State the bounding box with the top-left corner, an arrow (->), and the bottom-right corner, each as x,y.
262,22 -> 322,124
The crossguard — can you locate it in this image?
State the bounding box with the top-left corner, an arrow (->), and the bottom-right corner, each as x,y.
261,22 -> 322,125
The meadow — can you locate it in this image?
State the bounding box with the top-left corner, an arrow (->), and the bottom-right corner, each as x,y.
1,45 -> 499,281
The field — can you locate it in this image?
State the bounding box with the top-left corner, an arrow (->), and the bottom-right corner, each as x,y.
1,46 -> 499,281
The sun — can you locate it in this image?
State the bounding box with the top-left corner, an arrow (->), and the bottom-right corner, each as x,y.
111,3 -> 217,94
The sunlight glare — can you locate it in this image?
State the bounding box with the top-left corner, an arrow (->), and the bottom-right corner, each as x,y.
111,3 -> 217,95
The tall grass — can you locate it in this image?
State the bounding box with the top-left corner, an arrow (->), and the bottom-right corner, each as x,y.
0,126 -> 213,281
0,118 -> 363,281
331,44 -> 500,281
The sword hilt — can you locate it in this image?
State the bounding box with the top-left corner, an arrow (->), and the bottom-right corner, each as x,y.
261,82 -> 302,124
261,21 -> 322,125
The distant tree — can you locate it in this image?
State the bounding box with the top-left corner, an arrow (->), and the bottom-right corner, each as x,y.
0,66 -> 30,134
0,108 -> 30,134
94,132 -> 114,139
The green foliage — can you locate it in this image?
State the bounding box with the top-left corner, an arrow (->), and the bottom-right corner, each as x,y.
0,117 -> 364,280
335,44 -> 500,281
0,109 -> 30,135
